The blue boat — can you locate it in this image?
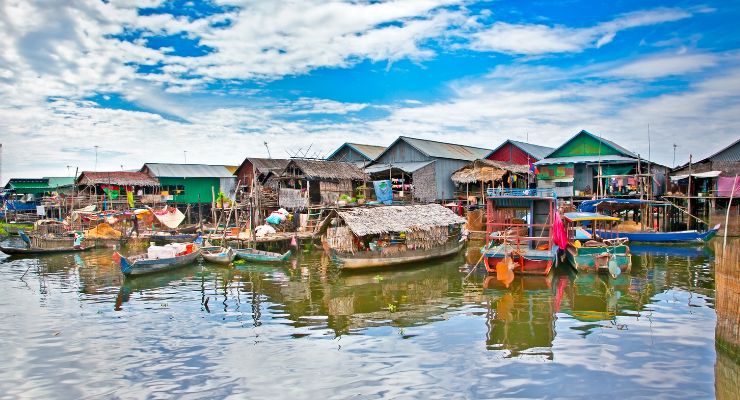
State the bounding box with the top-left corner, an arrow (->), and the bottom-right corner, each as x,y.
592,224 -> 720,243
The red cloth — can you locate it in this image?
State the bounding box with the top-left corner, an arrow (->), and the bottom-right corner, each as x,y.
717,176 -> 740,197
552,211 -> 568,249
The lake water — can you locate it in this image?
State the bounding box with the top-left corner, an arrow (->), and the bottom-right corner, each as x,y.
0,238 -> 736,399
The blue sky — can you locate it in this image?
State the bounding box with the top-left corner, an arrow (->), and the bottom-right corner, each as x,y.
1,0 -> 739,181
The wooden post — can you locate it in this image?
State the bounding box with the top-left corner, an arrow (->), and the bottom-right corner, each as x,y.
724,174 -> 737,250
688,155 -> 693,230
198,194 -> 202,232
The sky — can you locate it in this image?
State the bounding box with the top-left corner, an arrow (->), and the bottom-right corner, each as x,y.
1,0 -> 740,183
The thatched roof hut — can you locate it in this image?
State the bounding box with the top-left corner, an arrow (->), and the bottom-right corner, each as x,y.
76,171 -> 160,187
451,159 -> 529,184
334,204 -> 465,236
283,159 -> 369,181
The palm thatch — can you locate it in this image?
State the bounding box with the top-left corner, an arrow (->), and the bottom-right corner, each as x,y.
451,159 -> 529,184
336,204 -> 465,237
283,159 -> 368,181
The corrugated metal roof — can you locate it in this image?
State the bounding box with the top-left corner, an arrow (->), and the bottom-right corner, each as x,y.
347,143 -> 386,160
486,140 -> 554,161
535,155 -> 638,165
249,158 -> 290,174
388,136 -> 491,161
143,163 -> 235,178
364,160 -> 435,174
45,177 -> 75,187
701,138 -> 740,163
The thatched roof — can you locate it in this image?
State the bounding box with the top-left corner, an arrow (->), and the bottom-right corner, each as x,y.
76,171 -> 160,187
451,159 -> 530,184
284,159 -> 368,180
336,204 -> 465,236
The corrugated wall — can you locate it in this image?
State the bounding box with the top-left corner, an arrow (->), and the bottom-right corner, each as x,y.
434,158 -> 470,201
375,140 -> 429,164
487,143 -> 536,165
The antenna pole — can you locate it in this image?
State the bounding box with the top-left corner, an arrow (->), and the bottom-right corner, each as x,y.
264,141 -> 272,159
94,145 -> 99,171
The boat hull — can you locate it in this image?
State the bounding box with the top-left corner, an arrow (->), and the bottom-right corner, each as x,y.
334,241 -> 464,270
234,248 -> 292,263
122,250 -> 200,276
0,244 -> 96,255
201,246 -> 236,265
566,244 -> 631,274
593,224 -> 720,243
483,246 -> 557,276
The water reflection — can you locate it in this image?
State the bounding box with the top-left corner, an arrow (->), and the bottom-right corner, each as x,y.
0,239 -> 732,398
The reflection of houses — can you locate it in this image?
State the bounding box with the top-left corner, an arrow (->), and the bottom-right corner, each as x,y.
365,136 -> 491,203
141,163 -> 237,204
451,159 -> 530,204
326,142 -> 386,167
75,171 -> 160,209
233,158 -> 290,207
535,130 -> 669,199
277,159 -> 368,208
486,140 -> 553,166
667,138 -> 740,233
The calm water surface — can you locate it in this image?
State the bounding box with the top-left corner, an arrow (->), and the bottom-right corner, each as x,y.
0,238 -> 735,399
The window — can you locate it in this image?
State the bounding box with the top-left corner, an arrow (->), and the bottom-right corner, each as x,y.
162,185 -> 186,196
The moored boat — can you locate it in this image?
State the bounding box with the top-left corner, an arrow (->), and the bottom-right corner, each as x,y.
592,224 -> 720,243
320,204 -> 467,271
115,241 -> 201,276
201,246 -> 236,265
234,248 -> 292,263
482,188 -> 561,276
563,212 -> 631,276
0,243 -> 96,255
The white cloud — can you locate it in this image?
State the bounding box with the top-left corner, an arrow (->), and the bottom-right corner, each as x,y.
469,8 -> 693,55
602,53 -> 718,79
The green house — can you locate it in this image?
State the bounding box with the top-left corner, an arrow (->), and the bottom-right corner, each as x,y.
141,163 -> 237,204
535,130 -> 648,198
3,177 -> 75,195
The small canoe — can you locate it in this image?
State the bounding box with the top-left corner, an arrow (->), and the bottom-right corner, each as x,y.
201,246 -> 236,265
0,243 -> 96,255
115,246 -> 201,276
593,223 -> 721,243
566,243 -> 632,275
234,248 -> 292,263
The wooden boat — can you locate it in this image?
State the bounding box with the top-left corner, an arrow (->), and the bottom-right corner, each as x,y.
115,244 -> 201,276
200,246 -> 236,265
593,224 -> 720,243
234,248 -> 292,263
482,188 -> 560,276
148,233 -> 199,243
563,212 -> 631,275
334,240 -> 464,270
0,243 -> 96,255
578,198 -> 720,243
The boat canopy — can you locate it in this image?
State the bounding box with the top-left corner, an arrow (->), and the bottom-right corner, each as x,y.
563,212 -> 620,222
577,198 -> 669,213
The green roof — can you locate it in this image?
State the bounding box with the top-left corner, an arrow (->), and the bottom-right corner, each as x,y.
45,177 -> 75,188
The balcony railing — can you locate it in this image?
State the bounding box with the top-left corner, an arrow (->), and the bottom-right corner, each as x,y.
486,188 -> 556,198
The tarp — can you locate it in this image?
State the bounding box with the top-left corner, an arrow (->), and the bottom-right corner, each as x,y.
595,164 -> 633,176
4,200 -> 36,211
578,198 -> 656,213
84,223 -> 122,239
671,170 -> 723,181
153,207 -> 185,229
373,180 -> 393,204
718,176 -> 740,197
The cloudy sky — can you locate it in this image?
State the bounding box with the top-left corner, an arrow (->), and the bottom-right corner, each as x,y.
1,0 -> 739,182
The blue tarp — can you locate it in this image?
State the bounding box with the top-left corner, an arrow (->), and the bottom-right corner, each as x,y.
373,180 -> 393,205
578,198 -> 654,213
4,200 -> 36,211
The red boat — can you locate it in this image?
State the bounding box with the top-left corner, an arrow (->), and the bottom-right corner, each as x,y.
482,188 -> 560,276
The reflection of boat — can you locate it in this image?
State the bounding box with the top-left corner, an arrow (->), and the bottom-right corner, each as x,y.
593,224 -> 720,243
563,212 -> 631,275
235,248 -> 292,263
0,243 -> 96,255
630,244 -> 712,258
115,243 -> 201,276
334,241 -> 464,270
482,274 -> 557,358
578,198 -> 720,243
482,189 -> 560,276
201,246 -> 236,265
